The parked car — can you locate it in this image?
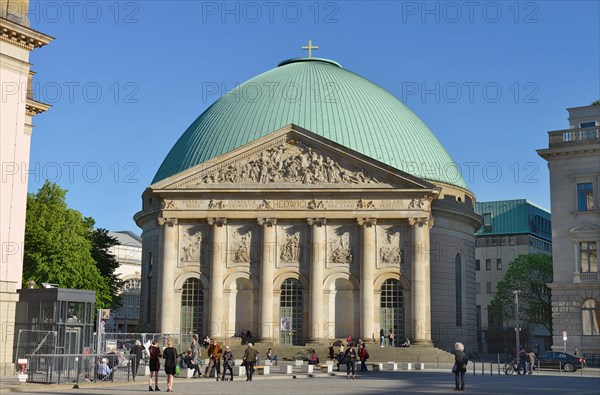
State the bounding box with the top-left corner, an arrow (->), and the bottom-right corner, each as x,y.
534,352 -> 586,372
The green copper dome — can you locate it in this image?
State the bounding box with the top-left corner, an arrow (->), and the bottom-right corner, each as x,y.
153,58 -> 467,188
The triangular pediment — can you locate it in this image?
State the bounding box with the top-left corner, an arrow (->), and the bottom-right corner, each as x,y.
570,222 -> 600,234
152,124 -> 435,191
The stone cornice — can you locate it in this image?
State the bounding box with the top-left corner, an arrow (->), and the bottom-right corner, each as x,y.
0,17 -> 53,50
547,282 -> 600,291
25,98 -> 51,116
537,144 -> 600,160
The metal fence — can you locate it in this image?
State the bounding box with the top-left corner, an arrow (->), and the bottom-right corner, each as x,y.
25,353 -> 137,385
101,332 -> 196,353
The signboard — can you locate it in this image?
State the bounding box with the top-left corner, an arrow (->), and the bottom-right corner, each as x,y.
83,347 -> 90,355
563,331 -> 567,341
18,374 -> 28,382
280,317 -> 291,332
101,309 -> 111,320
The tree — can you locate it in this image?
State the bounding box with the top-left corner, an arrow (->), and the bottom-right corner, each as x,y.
490,254 -> 553,334
88,226 -> 123,308
23,181 -> 114,308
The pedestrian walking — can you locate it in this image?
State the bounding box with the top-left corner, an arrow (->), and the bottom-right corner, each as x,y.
148,340 -> 162,391
344,344 -> 357,380
205,339 -> 222,380
129,340 -> 143,382
388,329 -> 395,347
243,343 -> 258,381
359,344 -> 369,372
163,338 -> 177,392
453,342 -> 468,391
379,329 -> 385,347
221,346 -> 234,381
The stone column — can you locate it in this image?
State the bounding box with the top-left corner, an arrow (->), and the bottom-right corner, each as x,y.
157,217 -> 178,334
357,218 -> 377,341
207,217 -> 227,339
409,216 -> 432,344
307,218 -> 327,341
258,218 -> 277,342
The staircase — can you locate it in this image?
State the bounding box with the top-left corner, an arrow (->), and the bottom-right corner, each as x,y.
212,342 -> 454,364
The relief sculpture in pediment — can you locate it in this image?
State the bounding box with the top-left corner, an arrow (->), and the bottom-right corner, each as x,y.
197,141 -> 379,185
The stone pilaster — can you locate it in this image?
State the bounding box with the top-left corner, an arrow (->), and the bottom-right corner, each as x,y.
157,217 -> 178,333
307,218 -> 327,341
257,218 -> 277,342
409,216 -> 433,344
207,217 -> 227,338
357,218 -> 377,340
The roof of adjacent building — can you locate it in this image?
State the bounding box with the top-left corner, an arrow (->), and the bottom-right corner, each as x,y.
475,199 -> 551,241
108,231 -> 142,247
152,57 -> 467,189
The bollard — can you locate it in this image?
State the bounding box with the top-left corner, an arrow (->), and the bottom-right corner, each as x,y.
436,356 -> 439,370
482,361 -> 484,376
559,361 -> 561,375
497,362 -> 500,375
490,362 -> 492,375
472,361 -> 475,376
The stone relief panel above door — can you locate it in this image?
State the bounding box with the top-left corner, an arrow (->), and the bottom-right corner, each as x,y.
227,223 -> 258,268
326,224 -> 357,268
277,223 -> 307,268
178,223 -> 209,268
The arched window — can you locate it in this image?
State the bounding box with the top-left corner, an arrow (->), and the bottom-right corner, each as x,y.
114,279 -> 141,330
146,251 -> 153,323
279,279 -> 303,345
582,299 -> 600,336
380,279 -> 404,345
455,254 -> 463,326
181,278 -> 204,334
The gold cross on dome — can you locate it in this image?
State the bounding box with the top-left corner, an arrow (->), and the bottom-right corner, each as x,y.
302,40 -> 319,58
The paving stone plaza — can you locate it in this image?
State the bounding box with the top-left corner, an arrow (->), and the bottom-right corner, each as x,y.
2,369 -> 599,395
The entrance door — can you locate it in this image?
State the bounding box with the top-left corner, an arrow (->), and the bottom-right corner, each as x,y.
279,279 -> 303,345
380,279 -> 404,346
64,327 -> 81,378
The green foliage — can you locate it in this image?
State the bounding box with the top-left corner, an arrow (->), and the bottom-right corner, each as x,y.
89,227 -> 123,308
490,253 -> 553,333
23,181 -> 115,308
592,100 -> 600,106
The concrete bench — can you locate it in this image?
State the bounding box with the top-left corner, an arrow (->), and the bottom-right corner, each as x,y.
255,365 -> 270,375
414,363 -> 424,370
369,363 -> 383,371
234,359 -> 244,366
319,364 -> 333,373
281,364 -> 294,374
294,360 -> 303,366
177,368 -> 195,378
300,364 -> 313,373
386,362 -> 398,371
232,366 -> 246,376
136,366 -> 150,376
401,362 -> 412,370
338,362 -> 357,372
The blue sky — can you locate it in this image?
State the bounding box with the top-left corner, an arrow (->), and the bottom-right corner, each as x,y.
25,0 -> 600,233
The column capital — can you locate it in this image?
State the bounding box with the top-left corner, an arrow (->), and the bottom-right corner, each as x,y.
257,218 -> 277,227
207,217 -> 227,227
408,216 -> 434,228
356,218 -> 377,227
307,218 -> 327,227
157,217 -> 178,227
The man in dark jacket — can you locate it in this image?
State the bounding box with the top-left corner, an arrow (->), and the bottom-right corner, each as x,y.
129,340 -> 144,382
243,343 -> 259,381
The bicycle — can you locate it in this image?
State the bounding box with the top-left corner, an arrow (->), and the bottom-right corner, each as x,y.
503,358 -> 523,375
294,349 -> 311,361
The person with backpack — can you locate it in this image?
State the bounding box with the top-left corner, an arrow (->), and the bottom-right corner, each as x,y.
359,344 -> 369,372
453,342 -> 468,391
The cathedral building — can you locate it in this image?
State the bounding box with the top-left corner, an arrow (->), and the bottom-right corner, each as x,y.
135,56 -> 482,350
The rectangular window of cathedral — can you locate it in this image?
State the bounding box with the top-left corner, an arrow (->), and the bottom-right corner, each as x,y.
579,242 -> 597,273
485,259 -> 491,271
577,183 -> 595,211
475,260 -> 480,271
496,259 -> 502,271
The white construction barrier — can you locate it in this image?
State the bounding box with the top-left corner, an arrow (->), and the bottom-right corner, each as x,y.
401,362 -> 412,370
300,364 -> 314,373
386,362 -> 398,371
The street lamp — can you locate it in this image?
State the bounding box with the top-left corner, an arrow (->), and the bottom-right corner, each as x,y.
513,290 -> 521,372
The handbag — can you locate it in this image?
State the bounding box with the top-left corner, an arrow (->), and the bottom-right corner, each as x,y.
451,363 -> 457,374
175,364 -> 181,375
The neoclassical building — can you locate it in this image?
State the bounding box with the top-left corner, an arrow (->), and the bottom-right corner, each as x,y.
135,57 -> 481,350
